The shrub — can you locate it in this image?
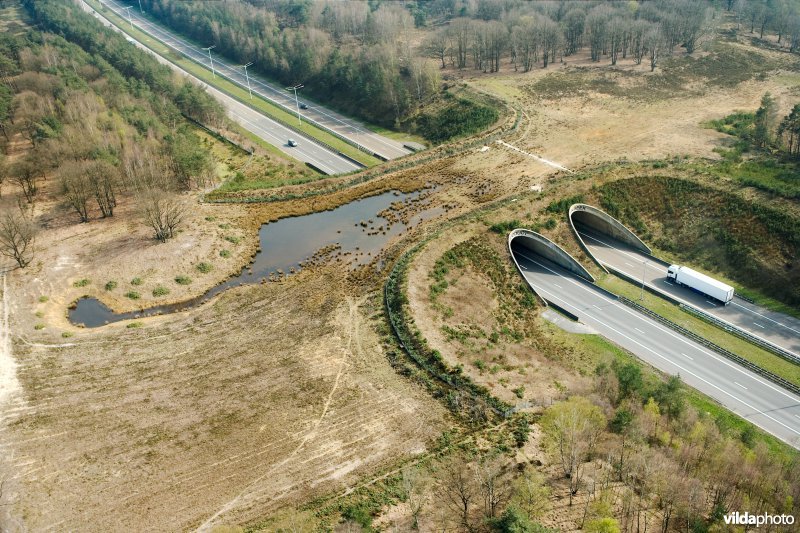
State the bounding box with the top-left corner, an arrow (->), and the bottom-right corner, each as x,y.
175,275 -> 192,285
416,98 -> 499,143
61,331 -> 73,338
220,249 -> 231,258
152,286 -> 170,297
125,291 -> 141,300
196,262 -> 213,274
38,296 -> 49,303
126,321 -> 143,328
105,281 -> 117,291
34,323 -> 45,330
73,279 -> 90,288
489,220 -> 522,234
224,235 -> 241,245
131,277 -> 143,286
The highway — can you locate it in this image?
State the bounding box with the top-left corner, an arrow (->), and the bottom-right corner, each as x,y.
510,242 -> 800,449
99,0 -> 412,161
81,1 -> 360,175
575,224 -> 800,358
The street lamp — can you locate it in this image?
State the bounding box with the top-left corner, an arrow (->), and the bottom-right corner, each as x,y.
123,6 -> 134,29
640,260 -> 648,301
202,45 -> 216,79
138,0 -> 143,13
286,83 -> 304,125
240,62 -> 254,99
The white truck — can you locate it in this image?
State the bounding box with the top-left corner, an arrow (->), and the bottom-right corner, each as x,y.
666,265 -> 734,304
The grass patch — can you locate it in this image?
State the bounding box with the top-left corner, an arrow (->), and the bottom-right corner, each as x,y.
597,274 -> 800,388
126,321 -> 143,329
224,235 -> 241,245
413,97 -> 499,144
174,275 -> 192,285
220,249 -> 231,258
130,277 -> 143,286
152,286 -> 170,297
73,279 -> 90,288
196,262 -> 213,274
105,281 -> 117,291
125,291 -> 141,300
34,323 -> 44,330
38,295 -> 49,303
61,331 -> 73,338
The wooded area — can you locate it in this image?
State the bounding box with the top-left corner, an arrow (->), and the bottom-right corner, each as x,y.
0,0 -> 228,265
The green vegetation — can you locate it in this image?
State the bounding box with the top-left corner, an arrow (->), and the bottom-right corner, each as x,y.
73,279 -> 90,288
37,296 -> 48,303
126,321 -> 143,329
597,275 -> 800,388
195,262 -> 213,274
219,249 -> 231,258
34,323 -> 44,330
414,97 -> 499,144
125,291 -> 141,300
174,275 -> 192,285
131,278 -> 143,286
104,281 -> 117,291
152,286 -> 170,297
224,235 -> 241,245
61,331 -> 73,338
599,176 -> 800,307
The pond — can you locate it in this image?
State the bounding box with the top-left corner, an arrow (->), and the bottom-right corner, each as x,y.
69,189 -> 440,327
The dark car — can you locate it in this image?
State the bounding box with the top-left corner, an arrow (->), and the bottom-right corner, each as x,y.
299,103 -> 308,110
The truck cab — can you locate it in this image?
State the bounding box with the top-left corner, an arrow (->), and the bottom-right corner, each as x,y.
667,266 -> 677,280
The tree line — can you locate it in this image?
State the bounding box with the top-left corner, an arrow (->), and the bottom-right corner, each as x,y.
1,2 -> 228,269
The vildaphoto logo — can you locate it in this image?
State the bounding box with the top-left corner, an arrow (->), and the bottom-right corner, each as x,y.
724,512 -> 795,527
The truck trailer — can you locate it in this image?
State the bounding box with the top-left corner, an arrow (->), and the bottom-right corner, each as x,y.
666,265 -> 734,304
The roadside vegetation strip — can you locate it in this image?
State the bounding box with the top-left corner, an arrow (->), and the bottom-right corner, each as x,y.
597,275 -> 800,390
205,98 -> 518,203
84,0 -> 379,169
680,303 -> 800,366
619,296 -> 800,397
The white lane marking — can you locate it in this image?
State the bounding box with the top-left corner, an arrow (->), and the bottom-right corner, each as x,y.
705,300 -> 717,306
553,283 -> 563,289
795,415 -> 800,420
754,323 -> 765,329
681,353 -> 694,361
664,280 -> 674,285
730,301 -> 800,336
734,382 -> 748,390
579,231 -> 650,264
624,262 -> 634,267
634,327 -> 644,333
592,304 -> 602,310
515,260 -> 800,439
513,250 -> 800,404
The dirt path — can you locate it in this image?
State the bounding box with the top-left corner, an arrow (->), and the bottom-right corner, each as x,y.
0,275 -> 19,410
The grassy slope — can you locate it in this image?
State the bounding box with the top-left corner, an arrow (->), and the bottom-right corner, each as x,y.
85,0 -> 381,168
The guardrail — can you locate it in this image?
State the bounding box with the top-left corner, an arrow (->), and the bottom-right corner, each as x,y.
619,297 -> 800,397
680,304 -> 800,365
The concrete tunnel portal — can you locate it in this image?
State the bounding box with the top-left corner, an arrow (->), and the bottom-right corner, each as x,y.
508,229 -> 595,306
568,204 -> 652,270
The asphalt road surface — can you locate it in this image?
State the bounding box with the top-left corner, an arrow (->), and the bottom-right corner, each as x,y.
101,0 -> 412,161
510,243 -> 800,449
82,1 -> 359,175
575,224 -> 800,358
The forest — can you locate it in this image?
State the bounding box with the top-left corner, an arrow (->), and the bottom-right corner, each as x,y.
1,0 -> 228,267
133,0 -> 800,132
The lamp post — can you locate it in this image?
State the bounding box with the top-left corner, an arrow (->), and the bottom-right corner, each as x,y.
123,6 -> 134,29
286,83 -> 304,125
640,260 -> 648,301
202,45 -> 216,79
240,62 -> 253,99
138,0 -> 143,13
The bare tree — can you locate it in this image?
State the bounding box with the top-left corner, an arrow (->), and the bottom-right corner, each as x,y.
645,26 -> 665,72
0,207 -> 36,268
9,158 -> 37,203
59,161 -> 92,222
422,29 -> 451,68
510,465 -> 551,520
401,465 -> 429,529
435,453 -> 479,531
87,160 -> 118,217
475,455 -> 511,519
138,189 -> 186,243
